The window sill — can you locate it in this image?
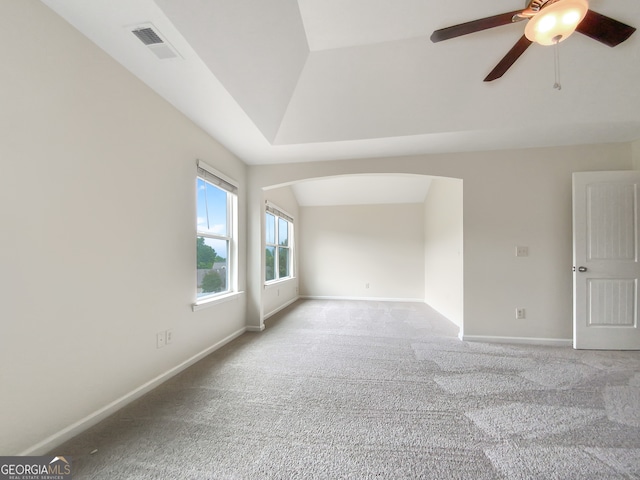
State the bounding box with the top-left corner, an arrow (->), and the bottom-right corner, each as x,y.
264,277 -> 296,289
192,291 -> 245,312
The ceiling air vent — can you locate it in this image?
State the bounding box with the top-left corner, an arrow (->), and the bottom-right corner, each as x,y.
130,23 -> 181,60
132,27 -> 163,46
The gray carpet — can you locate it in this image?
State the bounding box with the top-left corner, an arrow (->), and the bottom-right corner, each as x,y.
53,300 -> 640,479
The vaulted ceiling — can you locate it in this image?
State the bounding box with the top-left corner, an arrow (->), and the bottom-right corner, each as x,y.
42,0 -> 640,165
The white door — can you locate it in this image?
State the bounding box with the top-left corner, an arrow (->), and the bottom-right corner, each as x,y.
573,171 -> 640,350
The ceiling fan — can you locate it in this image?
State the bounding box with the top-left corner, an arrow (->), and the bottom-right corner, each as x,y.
430,0 -> 636,81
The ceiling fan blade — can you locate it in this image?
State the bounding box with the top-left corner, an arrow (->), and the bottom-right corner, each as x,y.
576,10 -> 636,47
484,35 -> 533,82
431,10 -> 523,42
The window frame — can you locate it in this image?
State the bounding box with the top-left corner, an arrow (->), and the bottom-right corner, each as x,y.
194,160 -> 238,307
265,202 -> 294,285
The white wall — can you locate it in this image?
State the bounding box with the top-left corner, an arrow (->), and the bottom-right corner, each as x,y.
424,178 -> 464,328
1,0 -> 247,455
247,144 -> 633,341
299,204 -> 425,300
262,185 -> 300,319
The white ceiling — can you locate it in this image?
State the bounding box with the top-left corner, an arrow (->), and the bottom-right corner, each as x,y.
298,0 -> 437,51
41,0 -> 640,166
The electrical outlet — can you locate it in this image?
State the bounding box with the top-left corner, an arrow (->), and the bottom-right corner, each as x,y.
515,246 -> 529,257
515,308 -> 526,320
166,330 -> 173,345
157,331 -> 166,348
365,283 -> 370,289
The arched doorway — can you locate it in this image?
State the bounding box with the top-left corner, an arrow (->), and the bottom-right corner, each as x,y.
254,173 -> 463,336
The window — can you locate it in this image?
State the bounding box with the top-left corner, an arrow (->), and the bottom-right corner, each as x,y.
265,203 -> 293,283
196,160 -> 237,301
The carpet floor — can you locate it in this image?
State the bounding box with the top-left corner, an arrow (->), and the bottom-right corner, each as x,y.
53,299 -> 640,479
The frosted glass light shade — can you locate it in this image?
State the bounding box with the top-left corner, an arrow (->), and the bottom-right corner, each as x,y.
525,0 -> 589,45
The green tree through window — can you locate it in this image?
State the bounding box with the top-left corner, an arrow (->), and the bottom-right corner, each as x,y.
197,237 -> 216,269
201,270 -> 223,293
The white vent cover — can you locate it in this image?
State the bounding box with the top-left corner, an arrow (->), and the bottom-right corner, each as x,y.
130,23 -> 181,60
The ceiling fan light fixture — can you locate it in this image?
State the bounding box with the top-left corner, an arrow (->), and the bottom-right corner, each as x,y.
562,10 -> 582,25
537,15 -> 557,33
525,0 -> 589,45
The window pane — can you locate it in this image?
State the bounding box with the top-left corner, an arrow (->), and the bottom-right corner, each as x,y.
197,178 -> 228,236
197,236 -> 228,298
278,218 -> 289,246
279,246 -> 290,278
266,213 -> 275,244
265,246 -> 276,281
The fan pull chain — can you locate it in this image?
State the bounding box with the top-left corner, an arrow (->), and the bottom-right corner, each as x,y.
553,36 -> 562,90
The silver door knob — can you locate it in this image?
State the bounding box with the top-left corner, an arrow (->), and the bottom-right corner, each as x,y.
578,266 -> 588,272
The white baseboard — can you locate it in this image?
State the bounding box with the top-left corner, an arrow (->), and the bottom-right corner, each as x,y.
300,295 -> 424,303
461,334 -> 572,347
264,296 -> 300,320
20,327 -> 247,456
246,325 -> 265,332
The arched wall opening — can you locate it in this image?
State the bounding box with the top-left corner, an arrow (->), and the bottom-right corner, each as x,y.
249,171 -> 464,336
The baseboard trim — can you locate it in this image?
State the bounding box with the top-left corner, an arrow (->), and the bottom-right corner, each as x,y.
300,295 -> 424,303
19,327 -> 247,456
264,296 -> 300,320
246,325 -> 265,332
461,334 -> 572,347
